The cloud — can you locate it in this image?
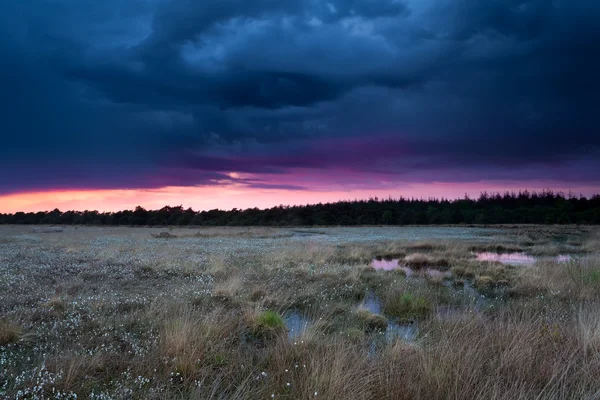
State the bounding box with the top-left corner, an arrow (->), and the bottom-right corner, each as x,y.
0,0 -> 599,197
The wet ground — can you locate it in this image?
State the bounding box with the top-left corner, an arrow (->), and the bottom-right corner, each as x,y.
373,252 -> 573,270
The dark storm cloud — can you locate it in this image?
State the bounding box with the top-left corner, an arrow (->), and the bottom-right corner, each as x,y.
144,0 -> 408,48
1,0 -> 599,194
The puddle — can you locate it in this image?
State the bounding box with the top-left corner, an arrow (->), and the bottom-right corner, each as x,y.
360,291 -> 418,343
284,293 -> 419,344
374,253 -> 573,270
462,281 -> 488,306
371,258 -> 401,271
284,311 -> 312,340
476,252 -> 535,265
387,320 -> 418,341
425,269 -> 452,280
361,291 -> 382,314
441,280 -> 490,313
476,252 -> 572,265
371,258 -> 449,278
370,258 -> 490,317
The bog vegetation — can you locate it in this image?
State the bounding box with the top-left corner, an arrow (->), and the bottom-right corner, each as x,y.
1,225 -> 600,399
2,190 -> 600,226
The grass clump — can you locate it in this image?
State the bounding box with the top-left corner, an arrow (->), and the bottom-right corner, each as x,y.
567,262 -> 600,288
475,275 -> 494,289
514,258 -> 600,300
452,265 -> 476,278
250,288 -> 267,301
404,253 -> 450,270
0,319 -> 23,346
345,327 -> 366,340
404,253 -> 434,269
249,310 -> 287,340
383,293 -> 432,320
355,309 -> 388,332
256,310 -> 285,329
45,296 -> 67,313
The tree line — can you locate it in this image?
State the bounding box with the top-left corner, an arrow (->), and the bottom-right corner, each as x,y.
1,191 -> 600,226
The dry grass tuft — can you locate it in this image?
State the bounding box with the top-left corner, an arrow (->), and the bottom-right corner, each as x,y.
0,319 -> 23,346
578,305 -> 600,355
160,307 -> 241,382
475,275 -> 494,289
213,275 -> 245,300
44,296 -> 68,313
404,253 -> 450,269
452,265 -> 476,278
355,308 -> 388,332
404,253 -> 435,269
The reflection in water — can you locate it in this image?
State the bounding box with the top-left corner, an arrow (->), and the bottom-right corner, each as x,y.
387,321 -> 418,342
371,258 -> 400,271
371,258 -> 414,275
361,291 -> 382,314
371,259 -> 446,277
476,252 -> 536,265
284,311 -> 311,340
425,269 -> 452,280
556,254 -> 572,262
441,280 -> 490,312
476,252 -> 572,265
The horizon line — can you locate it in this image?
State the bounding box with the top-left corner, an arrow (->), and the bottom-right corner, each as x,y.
3,189 -> 598,215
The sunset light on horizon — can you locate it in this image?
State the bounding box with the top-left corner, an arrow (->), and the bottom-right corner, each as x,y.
1,0 -> 599,214
2,181 -> 599,214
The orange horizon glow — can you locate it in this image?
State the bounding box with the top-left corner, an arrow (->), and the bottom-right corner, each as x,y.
1,181 -> 599,214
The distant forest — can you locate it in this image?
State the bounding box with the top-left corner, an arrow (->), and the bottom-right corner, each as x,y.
2,191 -> 600,226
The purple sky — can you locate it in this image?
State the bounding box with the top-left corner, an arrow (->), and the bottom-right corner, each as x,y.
1,0 -> 599,211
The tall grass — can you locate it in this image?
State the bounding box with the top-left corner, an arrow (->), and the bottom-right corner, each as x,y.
2,225 -> 600,399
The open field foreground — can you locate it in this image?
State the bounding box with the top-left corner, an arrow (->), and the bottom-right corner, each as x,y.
1,225 -> 600,399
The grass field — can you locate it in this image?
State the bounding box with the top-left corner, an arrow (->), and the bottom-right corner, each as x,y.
1,225 -> 599,399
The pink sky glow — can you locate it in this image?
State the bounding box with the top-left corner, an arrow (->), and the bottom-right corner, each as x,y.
1,180 -> 598,213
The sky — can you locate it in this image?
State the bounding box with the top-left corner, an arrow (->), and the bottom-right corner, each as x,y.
1,0 -> 599,213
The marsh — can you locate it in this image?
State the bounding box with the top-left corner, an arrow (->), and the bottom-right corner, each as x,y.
1,225 -> 599,399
